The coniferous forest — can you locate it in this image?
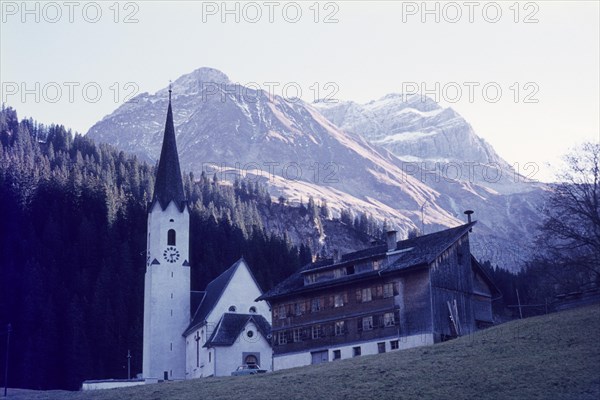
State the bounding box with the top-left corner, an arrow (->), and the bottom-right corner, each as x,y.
0,105 -> 549,391
0,106 -> 312,390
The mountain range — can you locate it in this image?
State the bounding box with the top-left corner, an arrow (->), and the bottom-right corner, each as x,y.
87,67 -> 547,270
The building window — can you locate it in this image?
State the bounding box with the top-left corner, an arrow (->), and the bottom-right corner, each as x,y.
333,350 -> 341,360
334,293 -> 345,308
278,331 -> 287,345
362,316 -> 373,331
295,301 -> 307,316
278,305 -> 286,319
353,346 -> 361,357
390,340 -> 399,350
311,298 -> 322,312
249,306 -> 257,313
334,321 -> 345,336
168,229 -> 176,246
383,283 -> 394,298
312,325 -> 322,339
293,328 -> 302,342
195,332 -> 201,367
170,342 -> 173,351
373,259 -> 382,270
229,306 -> 237,312
362,288 -> 372,302
247,330 -> 254,338
209,352 -> 211,363
384,312 -> 396,327
378,342 -> 386,353
333,268 -> 347,278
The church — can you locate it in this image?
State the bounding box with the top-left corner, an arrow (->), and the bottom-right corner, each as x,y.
142,89 -> 272,382
141,87 -> 496,382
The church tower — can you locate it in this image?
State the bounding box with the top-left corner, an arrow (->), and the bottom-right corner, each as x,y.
143,87 -> 190,381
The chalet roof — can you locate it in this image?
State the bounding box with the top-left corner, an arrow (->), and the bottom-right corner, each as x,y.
204,313 -> 271,347
258,222 -> 476,301
151,96 -> 186,211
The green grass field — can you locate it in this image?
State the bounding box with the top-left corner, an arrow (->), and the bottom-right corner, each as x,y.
6,304 -> 600,400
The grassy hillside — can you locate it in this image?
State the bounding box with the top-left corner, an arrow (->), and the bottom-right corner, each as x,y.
7,304 -> 600,400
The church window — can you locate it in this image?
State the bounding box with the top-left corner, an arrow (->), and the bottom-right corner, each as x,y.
168,229 -> 176,246
229,306 -> 237,312
171,293 -> 173,299
170,342 -> 173,351
170,309 -> 173,316
195,332 -> 201,367
170,219 -> 174,222
247,330 -> 254,338
249,306 -> 257,313
209,352 -> 212,363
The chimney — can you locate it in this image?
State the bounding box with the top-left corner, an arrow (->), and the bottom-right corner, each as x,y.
464,210 -> 474,223
386,231 -> 397,252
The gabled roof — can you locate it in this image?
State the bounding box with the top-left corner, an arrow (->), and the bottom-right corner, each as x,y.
471,256 -> 502,298
204,313 -> 271,348
190,291 -> 206,316
183,258 -> 263,337
258,222 -> 476,301
151,97 -> 186,211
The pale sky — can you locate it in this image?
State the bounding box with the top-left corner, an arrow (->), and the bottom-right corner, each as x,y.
1,0 -> 599,181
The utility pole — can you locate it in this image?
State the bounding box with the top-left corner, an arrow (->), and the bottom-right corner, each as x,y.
420,201 -> 427,235
4,323 -> 11,398
127,350 -> 131,380
516,289 -> 523,319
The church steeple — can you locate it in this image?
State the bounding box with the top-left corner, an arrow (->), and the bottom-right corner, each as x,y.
152,83 -> 186,210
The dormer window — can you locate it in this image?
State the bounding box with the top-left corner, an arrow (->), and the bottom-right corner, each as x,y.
228,306 -> 237,312
249,306 -> 257,313
168,229 -> 176,246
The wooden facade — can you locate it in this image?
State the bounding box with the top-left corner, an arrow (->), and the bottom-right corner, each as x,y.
259,223 -> 499,362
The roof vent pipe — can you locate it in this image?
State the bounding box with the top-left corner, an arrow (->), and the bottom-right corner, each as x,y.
386,231 -> 397,252
464,210 -> 474,223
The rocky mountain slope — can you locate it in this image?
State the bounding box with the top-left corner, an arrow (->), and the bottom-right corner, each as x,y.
87,67 -> 546,270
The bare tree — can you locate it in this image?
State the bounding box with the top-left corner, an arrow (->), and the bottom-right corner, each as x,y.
535,142 -> 600,288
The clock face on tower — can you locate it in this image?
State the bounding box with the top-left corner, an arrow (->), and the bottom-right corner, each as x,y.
163,246 -> 180,263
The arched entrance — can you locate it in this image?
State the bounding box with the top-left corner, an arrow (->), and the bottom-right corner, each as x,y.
244,354 -> 258,366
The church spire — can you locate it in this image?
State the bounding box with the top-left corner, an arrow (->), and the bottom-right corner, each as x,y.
151,84 -> 186,211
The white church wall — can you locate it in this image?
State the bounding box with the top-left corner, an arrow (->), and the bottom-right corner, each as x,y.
206,260 -> 272,325
213,321 -> 272,376
185,325 -> 215,379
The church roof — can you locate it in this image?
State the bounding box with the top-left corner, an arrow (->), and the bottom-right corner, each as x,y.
151,93 -> 186,211
204,313 -> 271,348
183,258 -> 259,336
258,222 -> 476,301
